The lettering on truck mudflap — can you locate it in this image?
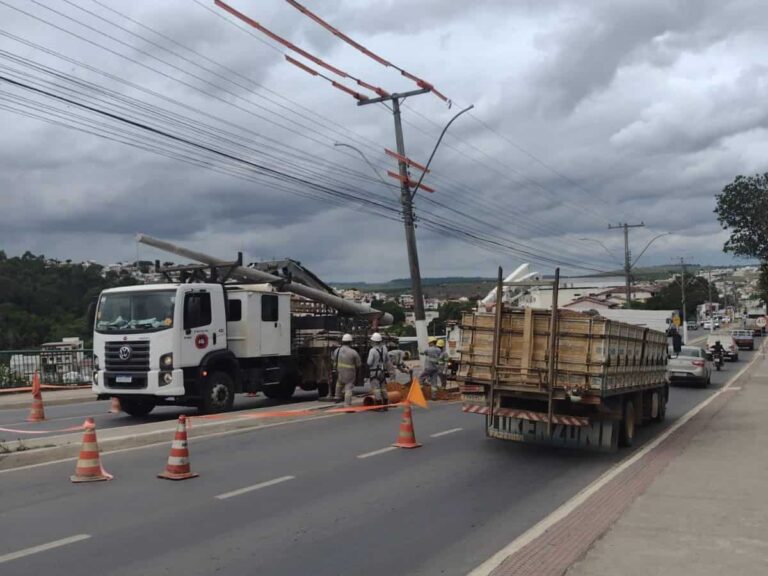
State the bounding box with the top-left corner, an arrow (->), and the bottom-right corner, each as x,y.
463,405 -> 619,451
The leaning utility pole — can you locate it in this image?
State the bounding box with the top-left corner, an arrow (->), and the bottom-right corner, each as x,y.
609,222 -> 645,308
358,88 -> 432,353
679,257 -> 688,344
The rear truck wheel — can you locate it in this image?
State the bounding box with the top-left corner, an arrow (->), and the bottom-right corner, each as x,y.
120,397 -> 156,417
199,371 -> 235,414
263,374 -> 298,400
619,400 -> 636,447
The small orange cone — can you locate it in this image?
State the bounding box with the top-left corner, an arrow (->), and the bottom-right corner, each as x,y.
71,417 -> 113,482
26,372 -> 45,422
108,397 -> 121,414
392,401 -> 422,449
158,415 -> 198,481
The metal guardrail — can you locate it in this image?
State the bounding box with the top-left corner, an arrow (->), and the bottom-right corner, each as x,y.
0,349 -> 94,388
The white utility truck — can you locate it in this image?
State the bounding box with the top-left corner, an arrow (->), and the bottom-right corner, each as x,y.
91,235 -> 391,416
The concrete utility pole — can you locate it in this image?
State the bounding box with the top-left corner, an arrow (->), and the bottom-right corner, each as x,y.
358,89 -> 471,355
708,268 -> 714,335
679,257 -> 689,344
359,89 -> 429,352
608,222 -> 645,308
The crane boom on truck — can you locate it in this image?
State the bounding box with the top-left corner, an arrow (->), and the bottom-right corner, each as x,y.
91,235 -> 393,416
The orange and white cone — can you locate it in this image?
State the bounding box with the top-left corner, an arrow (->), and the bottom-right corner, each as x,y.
71,417 -> 113,482
26,372 -> 45,422
392,401 -> 422,449
108,397 -> 121,414
158,415 -> 198,481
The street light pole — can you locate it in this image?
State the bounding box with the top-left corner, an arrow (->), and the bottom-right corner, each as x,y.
358,90 -> 471,354
609,222 -> 645,308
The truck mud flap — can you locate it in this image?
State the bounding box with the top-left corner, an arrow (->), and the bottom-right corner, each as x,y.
487,415 -> 618,452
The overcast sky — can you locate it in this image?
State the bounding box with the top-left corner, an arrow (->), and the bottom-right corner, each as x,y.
1,0 -> 766,281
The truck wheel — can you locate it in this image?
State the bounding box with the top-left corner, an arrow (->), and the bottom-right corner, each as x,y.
263,379 -> 296,400
120,397 -> 155,417
652,389 -> 667,422
199,371 -> 235,414
316,381 -> 329,398
619,400 -> 636,447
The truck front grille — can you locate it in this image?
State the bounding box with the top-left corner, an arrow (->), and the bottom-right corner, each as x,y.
105,341 -> 150,373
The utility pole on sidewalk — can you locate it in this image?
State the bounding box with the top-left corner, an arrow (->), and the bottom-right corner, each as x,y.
358,90 -> 471,355
359,88 -> 430,352
609,222 -> 645,308
679,257 -> 689,344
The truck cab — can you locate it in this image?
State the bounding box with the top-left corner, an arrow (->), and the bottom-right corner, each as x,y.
92,283 -> 295,415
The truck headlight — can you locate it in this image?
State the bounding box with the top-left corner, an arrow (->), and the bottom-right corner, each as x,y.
94,355 -> 100,370
160,353 -> 173,369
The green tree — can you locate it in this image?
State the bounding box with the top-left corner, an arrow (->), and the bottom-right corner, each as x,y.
428,300 -> 475,335
371,300 -> 406,325
641,276 -> 719,318
715,173 -> 768,302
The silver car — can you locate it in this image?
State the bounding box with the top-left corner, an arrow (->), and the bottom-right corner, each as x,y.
667,346 -> 711,387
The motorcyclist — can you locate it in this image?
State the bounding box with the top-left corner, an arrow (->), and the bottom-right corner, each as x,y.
712,340 -> 725,358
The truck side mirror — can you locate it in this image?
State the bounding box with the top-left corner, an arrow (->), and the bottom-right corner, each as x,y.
86,298 -> 97,330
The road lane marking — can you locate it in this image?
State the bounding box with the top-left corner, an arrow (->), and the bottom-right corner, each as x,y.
356,446 -> 397,459
215,475 -> 295,500
0,534 -> 91,564
430,427 -> 463,438
469,342 -> 763,576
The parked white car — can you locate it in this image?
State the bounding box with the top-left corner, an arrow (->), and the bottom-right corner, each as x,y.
667,346 -> 711,387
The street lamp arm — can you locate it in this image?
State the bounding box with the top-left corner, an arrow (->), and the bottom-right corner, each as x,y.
631,232 -> 671,269
410,104 -> 474,199
579,237 -> 622,265
333,142 -> 392,188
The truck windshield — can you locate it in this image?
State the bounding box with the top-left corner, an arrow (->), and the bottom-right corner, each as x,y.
95,290 -> 175,333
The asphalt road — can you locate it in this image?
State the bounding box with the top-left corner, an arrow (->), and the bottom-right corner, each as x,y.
0,346 -> 756,576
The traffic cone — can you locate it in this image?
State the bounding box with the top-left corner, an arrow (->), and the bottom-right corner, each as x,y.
71,417 -> 113,483
158,415 -> 199,481
108,397 -> 121,414
26,372 -> 45,422
392,401 -> 422,449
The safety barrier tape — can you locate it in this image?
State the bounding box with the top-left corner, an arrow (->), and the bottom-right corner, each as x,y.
0,384 -> 91,395
0,422 -> 87,435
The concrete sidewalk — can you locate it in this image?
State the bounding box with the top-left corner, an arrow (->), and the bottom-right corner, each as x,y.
0,386 -> 97,410
567,353 -> 768,575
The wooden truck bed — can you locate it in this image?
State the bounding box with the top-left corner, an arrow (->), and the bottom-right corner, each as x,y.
457,308 -> 668,398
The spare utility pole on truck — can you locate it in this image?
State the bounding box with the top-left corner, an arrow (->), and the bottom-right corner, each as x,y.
458,267 -> 669,451
91,236 -> 393,416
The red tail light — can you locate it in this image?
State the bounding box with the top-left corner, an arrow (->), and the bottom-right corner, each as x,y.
691,360 -> 705,367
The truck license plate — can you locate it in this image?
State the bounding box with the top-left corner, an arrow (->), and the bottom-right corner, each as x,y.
116,375 -> 133,383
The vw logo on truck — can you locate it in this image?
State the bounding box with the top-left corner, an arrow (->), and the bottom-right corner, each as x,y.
118,345 -> 132,360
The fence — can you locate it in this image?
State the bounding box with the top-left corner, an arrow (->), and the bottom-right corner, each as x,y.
0,349 -> 94,389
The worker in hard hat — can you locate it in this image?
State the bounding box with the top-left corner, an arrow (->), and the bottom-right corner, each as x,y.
436,339 -> 450,390
420,337 -> 442,400
367,332 -> 392,411
332,333 -> 361,407
388,348 -> 412,378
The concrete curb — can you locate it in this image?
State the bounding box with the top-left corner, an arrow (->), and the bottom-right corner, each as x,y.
0,404 -> 334,471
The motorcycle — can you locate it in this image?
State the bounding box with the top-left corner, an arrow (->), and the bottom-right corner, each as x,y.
713,351 -> 724,371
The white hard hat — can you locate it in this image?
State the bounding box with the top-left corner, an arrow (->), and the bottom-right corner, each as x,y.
370,332 -> 382,342
342,333 -> 353,343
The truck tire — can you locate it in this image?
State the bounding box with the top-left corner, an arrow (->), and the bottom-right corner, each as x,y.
263,379 -> 296,400
120,397 -> 155,417
199,371 -> 235,414
619,400 -> 636,447
652,388 -> 667,422
316,381 -> 330,398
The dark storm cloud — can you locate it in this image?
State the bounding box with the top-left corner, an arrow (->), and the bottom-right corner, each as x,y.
1,0 -> 766,278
